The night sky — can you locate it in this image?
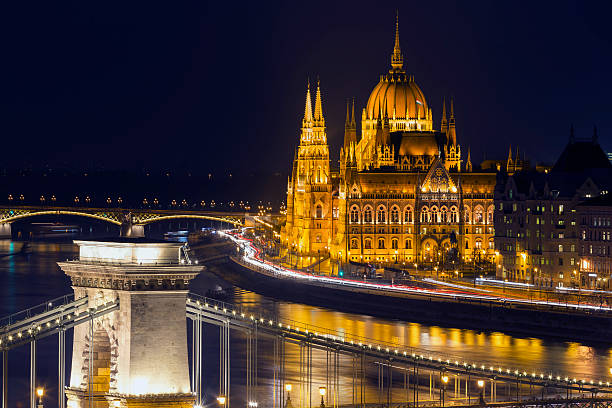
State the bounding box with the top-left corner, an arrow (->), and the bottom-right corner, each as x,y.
2,1 -> 611,175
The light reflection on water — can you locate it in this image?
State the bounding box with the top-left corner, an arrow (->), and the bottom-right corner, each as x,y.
1,240 -> 611,408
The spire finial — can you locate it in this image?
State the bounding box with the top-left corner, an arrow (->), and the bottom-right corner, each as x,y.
303,79 -> 313,123
450,98 -> 455,119
314,78 -> 324,122
442,98 -> 447,120
351,98 -> 356,126
390,11 -> 404,70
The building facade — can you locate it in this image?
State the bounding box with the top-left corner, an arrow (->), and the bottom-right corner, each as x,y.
282,16 -> 497,267
494,130 -> 612,288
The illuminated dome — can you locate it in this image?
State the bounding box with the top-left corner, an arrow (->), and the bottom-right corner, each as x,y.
363,14 -> 431,128
366,72 -> 428,120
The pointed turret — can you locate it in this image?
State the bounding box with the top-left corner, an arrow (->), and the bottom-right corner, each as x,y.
466,148 -> 473,172
447,98 -> 456,146
390,11 -> 404,71
343,98 -> 357,149
507,146 -> 513,163
314,79 -> 324,124
303,81 -> 313,126
351,98 -> 356,127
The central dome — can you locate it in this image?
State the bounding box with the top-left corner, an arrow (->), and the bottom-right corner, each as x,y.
366,72 -> 428,120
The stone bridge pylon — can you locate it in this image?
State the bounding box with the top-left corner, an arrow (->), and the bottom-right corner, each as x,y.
58,238 -> 203,408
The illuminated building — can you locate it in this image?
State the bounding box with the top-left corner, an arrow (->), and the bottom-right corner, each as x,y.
494,128 -> 612,287
59,238 -> 202,407
282,15 -> 497,266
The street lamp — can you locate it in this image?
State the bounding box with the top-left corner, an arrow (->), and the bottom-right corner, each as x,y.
216,396 -> 226,406
36,388 -> 44,408
477,380 -> 485,404
441,375 -> 449,407
319,386 -> 326,408
285,384 -> 293,408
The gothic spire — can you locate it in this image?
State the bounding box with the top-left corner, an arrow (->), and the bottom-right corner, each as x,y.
390,11 -> 404,70
345,99 -> 350,127
351,98 -> 356,126
303,80 -> 313,124
314,78 -> 324,122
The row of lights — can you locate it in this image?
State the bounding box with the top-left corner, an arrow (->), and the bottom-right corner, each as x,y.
0,301 -> 114,346
188,297 -> 612,390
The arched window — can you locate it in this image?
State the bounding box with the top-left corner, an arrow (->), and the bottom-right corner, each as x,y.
364,206 -> 373,223
405,239 -> 412,249
351,238 -> 359,249
317,167 -> 321,183
474,206 -> 484,224
440,206 -> 448,223
475,239 -> 482,249
421,207 -> 430,223
404,206 -> 413,223
450,206 -> 459,223
378,238 -> 385,249
350,206 -> 360,223
431,206 -> 439,224
315,204 -> 323,219
464,207 -> 471,224
488,240 -> 494,249
377,206 -> 387,224
364,238 -> 372,249
390,206 -> 400,223
487,205 -> 494,224
391,238 -> 399,249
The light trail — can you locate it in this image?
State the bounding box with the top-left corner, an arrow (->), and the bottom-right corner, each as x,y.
222,231 -> 612,313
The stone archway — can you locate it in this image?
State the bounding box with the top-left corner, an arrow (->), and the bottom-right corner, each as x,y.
79,321 -> 117,408
420,238 -> 438,263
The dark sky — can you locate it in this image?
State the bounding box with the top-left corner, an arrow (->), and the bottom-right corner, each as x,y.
2,1 -> 611,174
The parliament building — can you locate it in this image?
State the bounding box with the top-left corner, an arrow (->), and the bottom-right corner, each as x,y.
281,16 -> 497,267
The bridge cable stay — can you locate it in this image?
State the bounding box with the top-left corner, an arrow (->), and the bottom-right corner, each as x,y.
0,295 -> 119,408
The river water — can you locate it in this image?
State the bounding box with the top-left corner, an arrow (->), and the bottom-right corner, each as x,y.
1,240 -> 611,408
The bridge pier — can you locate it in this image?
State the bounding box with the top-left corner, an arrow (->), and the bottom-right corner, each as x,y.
59,238 -> 202,408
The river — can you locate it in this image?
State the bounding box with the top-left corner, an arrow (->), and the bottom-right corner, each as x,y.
1,240 -> 610,408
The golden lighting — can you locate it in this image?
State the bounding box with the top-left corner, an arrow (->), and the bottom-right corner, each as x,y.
319,386 -> 326,396
442,376 -> 449,383
285,384 -> 292,392
477,380 -> 484,388
217,396 -> 227,405
36,388 -> 44,397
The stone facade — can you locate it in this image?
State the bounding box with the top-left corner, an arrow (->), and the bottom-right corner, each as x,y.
59,239 -> 202,408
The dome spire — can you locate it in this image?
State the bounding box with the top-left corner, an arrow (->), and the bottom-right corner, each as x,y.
391,11 -> 404,71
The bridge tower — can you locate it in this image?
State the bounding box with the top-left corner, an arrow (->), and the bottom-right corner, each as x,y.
58,238 -> 203,408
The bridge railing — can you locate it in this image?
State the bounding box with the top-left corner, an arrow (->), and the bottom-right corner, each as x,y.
0,293 -> 75,328
187,292 -> 611,392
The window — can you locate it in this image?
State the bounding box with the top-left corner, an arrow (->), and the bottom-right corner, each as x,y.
391,239 -> 398,249
464,208 -> 471,224
350,206 -> 360,223
364,207 -> 373,223
390,206 -> 400,223
364,238 -> 372,249
440,207 -> 448,223
405,239 -> 412,249
474,206 -> 484,223
404,207 -> 413,223
558,204 -> 564,215
488,240 -> 494,249
350,238 -> 359,249
431,207 -> 439,223
378,238 -> 385,249
315,234 -> 322,243
450,206 -> 459,223
558,258 -> 563,266
421,207 -> 430,223
377,206 -> 386,224
315,204 -> 322,219
475,240 -> 482,249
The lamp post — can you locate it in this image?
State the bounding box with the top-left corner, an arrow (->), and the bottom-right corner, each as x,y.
477,380 -> 485,405
36,388 -> 44,408
319,386 -> 326,408
285,384 -> 293,408
216,396 -> 226,406
441,375 -> 449,407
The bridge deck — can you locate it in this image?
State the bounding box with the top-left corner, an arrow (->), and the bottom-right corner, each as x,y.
186,293 -> 612,395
